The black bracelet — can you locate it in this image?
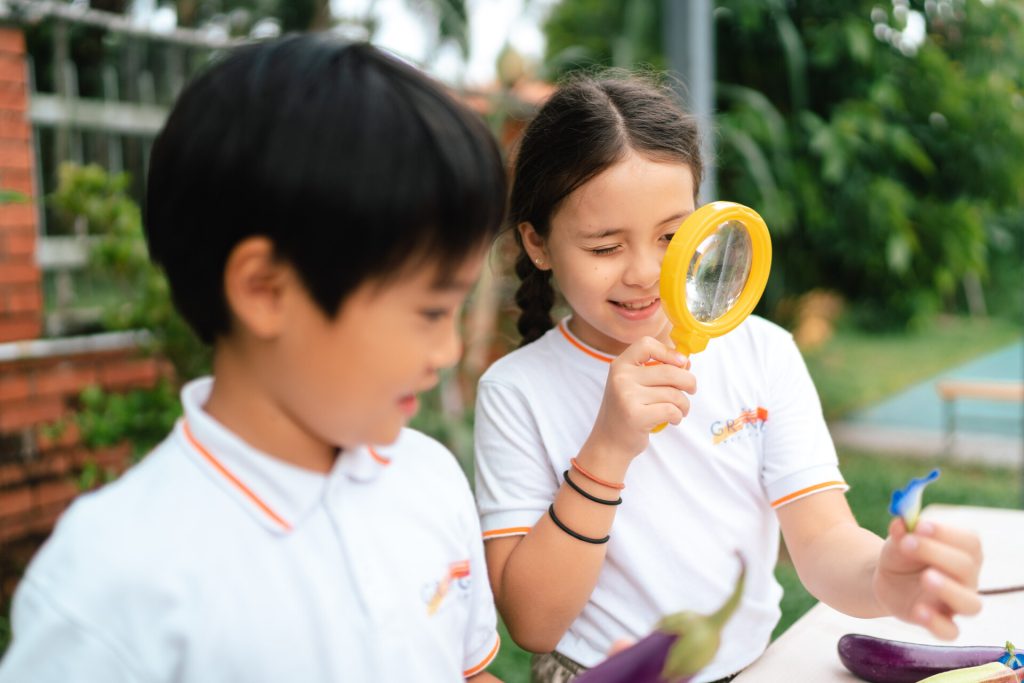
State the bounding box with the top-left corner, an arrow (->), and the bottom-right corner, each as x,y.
563,470 -> 622,506
547,504 -> 610,544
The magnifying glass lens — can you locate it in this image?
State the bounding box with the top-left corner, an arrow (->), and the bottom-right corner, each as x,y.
685,220 -> 753,323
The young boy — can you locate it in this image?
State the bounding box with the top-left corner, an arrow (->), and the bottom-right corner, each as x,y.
0,35 -> 506,682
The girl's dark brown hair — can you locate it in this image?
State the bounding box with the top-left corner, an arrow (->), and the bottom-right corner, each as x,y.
509,72 -> 703,346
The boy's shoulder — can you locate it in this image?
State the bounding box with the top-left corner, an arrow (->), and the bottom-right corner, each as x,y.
17,432 -> 209,610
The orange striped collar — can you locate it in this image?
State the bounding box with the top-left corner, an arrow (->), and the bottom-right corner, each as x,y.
558,320 -> 616,363
177,377 -> 393,533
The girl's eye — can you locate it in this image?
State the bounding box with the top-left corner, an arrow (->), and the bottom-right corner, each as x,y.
661,232 -> 676,243
591,245 -> 620,256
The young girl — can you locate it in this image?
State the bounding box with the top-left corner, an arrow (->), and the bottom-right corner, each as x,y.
473,74 -> 983,683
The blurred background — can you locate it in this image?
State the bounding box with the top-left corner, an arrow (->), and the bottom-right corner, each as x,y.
0,1 -> 1020,677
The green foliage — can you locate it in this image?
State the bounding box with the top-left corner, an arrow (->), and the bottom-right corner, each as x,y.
48,164 -> 204,463
541,0 -> 1024,329
0,189 -> 28,204
76,381 -> 183,459
50,163 -> 210,380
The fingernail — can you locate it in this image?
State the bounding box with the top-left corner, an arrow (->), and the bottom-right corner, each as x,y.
675,353 -> 687,365
924,570 -> 943,589
917,521 -> 934,535
902,535 -> 919,552
914,604 -> 931,624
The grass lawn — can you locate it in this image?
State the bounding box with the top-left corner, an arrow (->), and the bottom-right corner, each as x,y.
803,315 -> 1022,420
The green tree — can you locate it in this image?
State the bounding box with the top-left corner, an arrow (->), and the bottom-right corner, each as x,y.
542,0 -> 1024,328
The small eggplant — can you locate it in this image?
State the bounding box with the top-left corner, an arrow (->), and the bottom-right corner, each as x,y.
837,634 -> 1007,683
575,558 -> 745,683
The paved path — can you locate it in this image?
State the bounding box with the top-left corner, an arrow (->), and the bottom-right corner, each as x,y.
830,340 -> 1023,468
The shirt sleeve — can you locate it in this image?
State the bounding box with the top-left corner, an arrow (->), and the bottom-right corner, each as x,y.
459,504 -> 501,678
758,330 -> 848,508
474,379 -> 558,539
0,576 -> 139,683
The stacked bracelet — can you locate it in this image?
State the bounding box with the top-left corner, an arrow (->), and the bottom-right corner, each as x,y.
570,457 -> 625,490
563,470 -> 622,505
548,504 -> 610,545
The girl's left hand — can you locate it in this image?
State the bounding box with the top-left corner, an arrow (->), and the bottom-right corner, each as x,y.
872,518 -> 983,639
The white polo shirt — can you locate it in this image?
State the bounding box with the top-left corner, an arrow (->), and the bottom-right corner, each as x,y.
0,377 -> 499,682
474,316 -> 847,683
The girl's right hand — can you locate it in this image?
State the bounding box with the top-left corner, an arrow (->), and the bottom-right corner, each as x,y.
586,336 -> 696,463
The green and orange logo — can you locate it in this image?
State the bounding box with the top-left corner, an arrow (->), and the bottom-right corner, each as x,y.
711,407 -> 768,445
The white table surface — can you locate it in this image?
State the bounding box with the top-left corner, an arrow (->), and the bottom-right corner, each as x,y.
733,504 -> 1024,682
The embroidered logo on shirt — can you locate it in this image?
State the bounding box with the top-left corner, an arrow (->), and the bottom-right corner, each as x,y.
710,407 -> 768,445
424,560 -> 472,615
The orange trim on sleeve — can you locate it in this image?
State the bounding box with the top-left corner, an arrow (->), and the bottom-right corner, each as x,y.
482,526 -> 532,539
368,446 -> 392,465
182,420 -> 292,531
463,634 -> 501,677
770,481 -> 847,508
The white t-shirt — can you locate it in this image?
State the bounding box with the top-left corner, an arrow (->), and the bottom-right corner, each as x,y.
0,377 -> 499,683
474,316 -> 846,682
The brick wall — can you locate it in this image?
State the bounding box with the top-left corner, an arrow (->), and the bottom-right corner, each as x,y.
0,341 -> 170,602
0,27 -> 42,344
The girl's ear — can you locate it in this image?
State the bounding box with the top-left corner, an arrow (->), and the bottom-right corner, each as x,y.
518,222 -> 550,270
222,236 -> 293,340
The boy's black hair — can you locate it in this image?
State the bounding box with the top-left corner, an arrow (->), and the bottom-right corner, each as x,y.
145,35 -> 507,343
508,72 -> 702,346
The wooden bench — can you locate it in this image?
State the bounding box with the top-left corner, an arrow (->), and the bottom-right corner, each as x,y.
935,379 -> 1024,450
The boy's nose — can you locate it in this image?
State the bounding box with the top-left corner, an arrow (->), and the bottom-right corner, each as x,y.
432,325 -> 463,371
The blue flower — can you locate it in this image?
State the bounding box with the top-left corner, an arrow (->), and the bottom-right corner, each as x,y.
888,469 -> 940,532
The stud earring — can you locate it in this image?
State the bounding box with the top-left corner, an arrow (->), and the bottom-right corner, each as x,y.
535,257 -> 544,265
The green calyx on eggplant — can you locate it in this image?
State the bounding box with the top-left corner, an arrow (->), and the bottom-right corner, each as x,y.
838,634 -> 1016,683
575,556 -> 746,683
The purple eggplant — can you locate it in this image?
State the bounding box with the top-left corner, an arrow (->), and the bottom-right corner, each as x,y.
575,558 -> 746,683
837,633 -> 1007,683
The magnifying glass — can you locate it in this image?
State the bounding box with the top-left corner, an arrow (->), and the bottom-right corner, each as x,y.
653,201 -> 772,433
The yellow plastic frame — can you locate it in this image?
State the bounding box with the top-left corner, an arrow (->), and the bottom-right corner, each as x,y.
659,201 -> 772,356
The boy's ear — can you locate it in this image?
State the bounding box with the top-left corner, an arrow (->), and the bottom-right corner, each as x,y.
518,222 -> 550,270
223,236 -> 293,339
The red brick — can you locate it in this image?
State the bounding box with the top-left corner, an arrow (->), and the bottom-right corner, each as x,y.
0,113 -> 29,141
0,513 -> 30,545
0,485 -> 31,517
0,169 -> 32,195
34,363 -> 98,397
0,396 -> 64,431
0,144 -> 30,171
0,56 -> 26,84
0,315 -> 41,343
0,30 -> 25,56
32,479 -> 78,509
99,358 -> 160,389
0,226 -> 37,257
0,371 -> 30,402
0,259 -> 39,284
23,502 -> 65,538
3,284 -> 41,315
0,461 -> 24,487
0,82 -> 26,112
